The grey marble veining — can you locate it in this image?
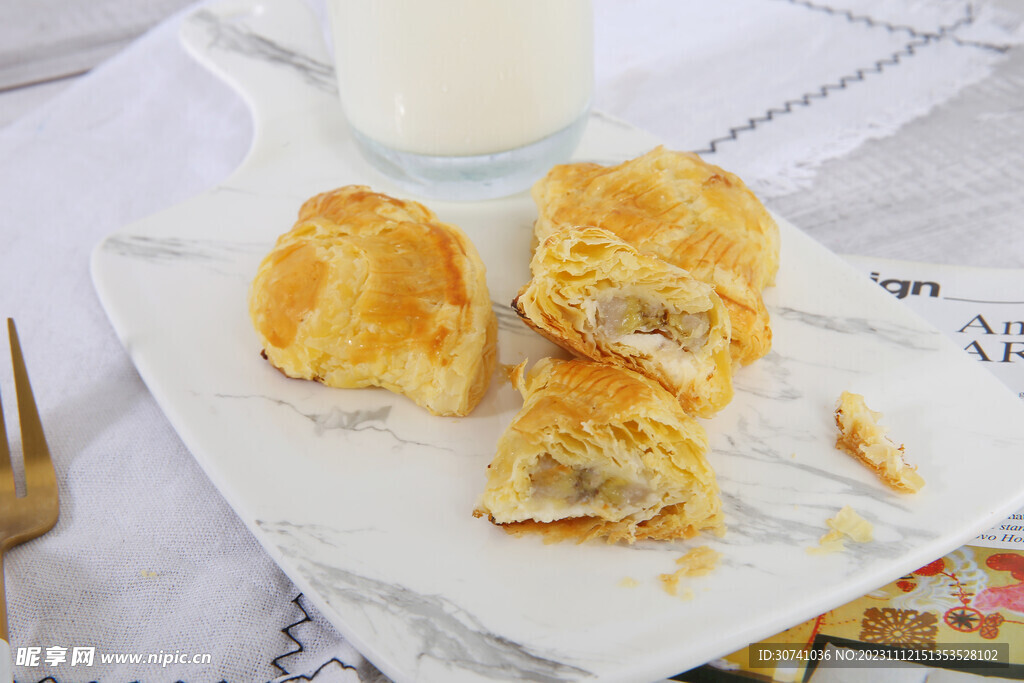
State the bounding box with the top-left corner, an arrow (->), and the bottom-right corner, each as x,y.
100,233 -> 266,281
728,352 -> 810,402
212,392 -> 455,453
257,520 -> 594,683
773,305 -> 944,352
101,233 -> 264,263
190,8 -> 336,94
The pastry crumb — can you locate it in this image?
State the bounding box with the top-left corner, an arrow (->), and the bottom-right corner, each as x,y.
807,505 -> 874,555
674,545 -> 721,576
659,572 -> 682,596
499,363 -> 522,384
829,505 -> 874,543
659,545 -> 721,595
619,577 -> 639,588
834,391 -> 924,493
808,529 -> 847,555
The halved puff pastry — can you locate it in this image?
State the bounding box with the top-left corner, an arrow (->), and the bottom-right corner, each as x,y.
475,358 -> 724,544
513,226 -> 733,417
532,146 -> 780,365
249,186 -> 497,417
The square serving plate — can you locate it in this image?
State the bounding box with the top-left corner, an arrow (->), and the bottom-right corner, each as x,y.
90,2 -> 1024,681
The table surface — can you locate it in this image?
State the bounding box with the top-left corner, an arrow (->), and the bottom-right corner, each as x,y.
2,0 -> 1024,681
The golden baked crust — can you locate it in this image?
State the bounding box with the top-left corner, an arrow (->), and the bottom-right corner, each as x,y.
513,226 -> 733,417
834,391 -> 924,493
474,358 -> 724,544
249,186 -> 497,417
532,146 -> 780,365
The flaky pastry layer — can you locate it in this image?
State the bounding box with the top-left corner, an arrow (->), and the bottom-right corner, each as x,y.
475,358 -> 724,544
513,226 -> 733,417
532,146 -> 780,365
834,391 -> 924,493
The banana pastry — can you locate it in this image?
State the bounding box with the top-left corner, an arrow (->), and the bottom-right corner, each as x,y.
475,358 -> 724,544
249,186 -> 497,417
513,226 -> 732,417
532,146 -> 780,365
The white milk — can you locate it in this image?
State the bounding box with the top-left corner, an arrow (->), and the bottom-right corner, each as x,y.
329,0 -> 593,157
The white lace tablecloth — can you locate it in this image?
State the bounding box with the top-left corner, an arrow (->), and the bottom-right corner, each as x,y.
1,0 -> 1021,681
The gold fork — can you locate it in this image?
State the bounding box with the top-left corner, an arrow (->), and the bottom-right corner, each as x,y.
0,320 -> 60,677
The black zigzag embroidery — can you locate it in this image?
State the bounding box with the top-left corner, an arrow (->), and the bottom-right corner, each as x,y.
271,594 -> 358,681
786,0 -> 1010,52
280,659 -> 360,679
696,1 -> 1008,155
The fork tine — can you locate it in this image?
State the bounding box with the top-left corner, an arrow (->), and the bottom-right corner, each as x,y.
7,320 -> 56,495
0,370 -> 13,501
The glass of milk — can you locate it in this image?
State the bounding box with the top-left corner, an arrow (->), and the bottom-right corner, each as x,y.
328,0 -> 593,201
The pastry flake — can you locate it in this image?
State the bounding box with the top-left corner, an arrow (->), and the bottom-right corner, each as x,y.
513,226 -> 733,417
834,391 -> 924,493
807,505 -> 874,555
659,545 -> 721,595
474,358 -> 724,544
249,186 -> 497,417
532,146 -> 780,365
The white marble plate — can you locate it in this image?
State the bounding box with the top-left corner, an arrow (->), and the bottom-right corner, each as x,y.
90,2 -> 1024,682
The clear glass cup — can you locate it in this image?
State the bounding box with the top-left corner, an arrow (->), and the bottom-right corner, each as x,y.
328,0 -> 593,201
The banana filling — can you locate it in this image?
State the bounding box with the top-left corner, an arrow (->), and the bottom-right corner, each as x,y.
596,297 -> 709,349
592,296 -> 711,384
528,454 -> 653,519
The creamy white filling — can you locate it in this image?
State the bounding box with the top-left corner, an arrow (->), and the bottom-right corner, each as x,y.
619,333 -> 699,386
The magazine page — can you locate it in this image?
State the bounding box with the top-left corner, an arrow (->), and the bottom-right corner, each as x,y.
844,255 -> 1024,551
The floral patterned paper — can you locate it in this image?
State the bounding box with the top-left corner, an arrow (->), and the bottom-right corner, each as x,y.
705,547 -> 1024,681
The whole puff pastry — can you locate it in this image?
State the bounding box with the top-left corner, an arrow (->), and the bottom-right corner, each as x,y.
249,186 -> 497,417
513,226 -> 733,417
475,358 -> 724,544
532,146 -> 780,365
